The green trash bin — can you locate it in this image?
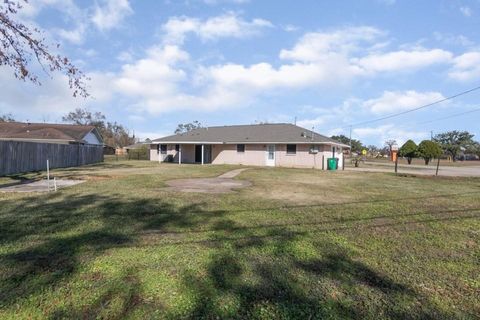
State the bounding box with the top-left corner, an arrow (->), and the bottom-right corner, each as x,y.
327,158 -> 338,170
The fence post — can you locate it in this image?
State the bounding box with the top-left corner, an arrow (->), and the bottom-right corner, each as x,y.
47,159 -> 50,192
394,155 -> 398,175
435,158 -> 440,176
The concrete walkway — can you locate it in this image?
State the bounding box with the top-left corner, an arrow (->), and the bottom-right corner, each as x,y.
217,168 -> 249,179
165,168 -> 251,193
0,179 -> 85,193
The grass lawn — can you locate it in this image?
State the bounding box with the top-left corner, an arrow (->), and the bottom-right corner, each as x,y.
0,160 -> 479,319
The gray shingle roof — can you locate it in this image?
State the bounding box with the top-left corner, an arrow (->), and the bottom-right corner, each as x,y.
152,123 -> 349,146
0,122 -> 103,144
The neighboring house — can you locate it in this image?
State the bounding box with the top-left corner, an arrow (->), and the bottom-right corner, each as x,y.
0,122 -> 103,145
150,123 -> 349,169
0,122 -> 104,176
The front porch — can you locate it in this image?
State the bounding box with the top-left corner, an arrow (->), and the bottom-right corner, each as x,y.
151,143 -> 213,165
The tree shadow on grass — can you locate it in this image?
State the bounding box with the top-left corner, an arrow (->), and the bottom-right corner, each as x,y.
178,233 -> 452,319
0,230 -> 130,308
49,268 -> 163,320
0,193 -> 221,313
0,191 -> 475,318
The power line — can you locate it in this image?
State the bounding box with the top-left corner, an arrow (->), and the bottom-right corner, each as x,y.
347,85 -> 480,128
352,106 -> 480,134
412,106 -> 480,126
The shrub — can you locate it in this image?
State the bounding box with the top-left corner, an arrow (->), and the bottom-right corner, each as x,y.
399,140 -> 417,164
417,140 -> 442,165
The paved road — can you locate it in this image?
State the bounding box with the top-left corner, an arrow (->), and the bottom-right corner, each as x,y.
346,162 -> 480,177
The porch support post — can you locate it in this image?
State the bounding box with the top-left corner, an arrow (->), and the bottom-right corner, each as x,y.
179,144 -> 182,165
201,144 -> 204,165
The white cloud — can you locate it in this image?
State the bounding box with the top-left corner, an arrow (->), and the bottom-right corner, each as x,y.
448,51 -> 480,81
8,24 -> 462,118
92,0 -> 133,31
279,27 -> 384,62
0,67 -> 86,120
109,25 -> 461,115
279,27 -> 453,78
56,24 -> 87,45
354,49 -> 453,74
433,32 -> 474,47
460,6 -> 472,17
162,12 -> 273,44
296,99 -> 361,132
353,124 -> 428,145
283,24 -> 300,32
204,62 -> 347,90
363,90 -> 446,114
18,0 -> 88,44
15,0 -> 133,46
114,45 -> 189,100
117,50 -> 134,62
296,117 -> 328,129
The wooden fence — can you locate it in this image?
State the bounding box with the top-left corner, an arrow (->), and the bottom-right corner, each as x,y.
0,141 -> 104,176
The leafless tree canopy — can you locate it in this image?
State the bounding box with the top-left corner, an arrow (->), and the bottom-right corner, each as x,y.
63,108 -> 137,148
0,0 -> 88,97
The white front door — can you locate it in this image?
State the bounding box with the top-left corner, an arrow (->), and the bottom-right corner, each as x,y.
266,144 -> 276,166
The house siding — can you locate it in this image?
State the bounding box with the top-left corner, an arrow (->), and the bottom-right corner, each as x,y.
83,131 -> 102,145
211,144 -> 343,169
212,144 -> 266,165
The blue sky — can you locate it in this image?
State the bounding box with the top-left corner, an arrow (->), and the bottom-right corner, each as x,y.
1,0 -> 480,146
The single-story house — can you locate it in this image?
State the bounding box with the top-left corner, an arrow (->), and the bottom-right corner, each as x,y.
0,122 -> 103,145
150,123 -> 349,169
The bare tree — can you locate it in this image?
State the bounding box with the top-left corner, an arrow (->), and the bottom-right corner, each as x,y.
384,139 -> 397,156
0,113 -> 15,122
62,108 -> 105,127
62,108 -> 136,147
0,0 -> 88,97
175,121 -> 202,134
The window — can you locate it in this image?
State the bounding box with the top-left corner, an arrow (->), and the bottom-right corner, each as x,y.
160,144 -> 167,154
286,144 -> 297,155
175,144 -> 180,152
237,144 -> 245,153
